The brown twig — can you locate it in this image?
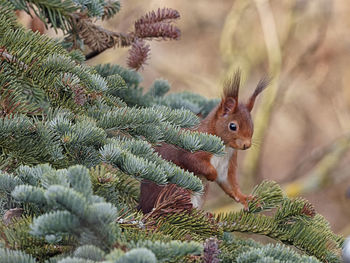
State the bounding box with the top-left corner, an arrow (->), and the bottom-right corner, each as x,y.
82,8 -> 181,63
0,48 -> 28,70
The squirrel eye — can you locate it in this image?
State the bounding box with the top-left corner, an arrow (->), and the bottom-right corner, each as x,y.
229,122 -> 237,131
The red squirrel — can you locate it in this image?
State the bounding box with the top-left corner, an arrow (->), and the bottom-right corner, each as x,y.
138,71 -> 268,213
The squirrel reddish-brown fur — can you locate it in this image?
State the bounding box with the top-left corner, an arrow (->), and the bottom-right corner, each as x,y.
138,71 -> 268,213
15,10 -> 45,35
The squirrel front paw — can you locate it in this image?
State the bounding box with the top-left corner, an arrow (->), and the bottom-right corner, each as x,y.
233,193 -> 255,211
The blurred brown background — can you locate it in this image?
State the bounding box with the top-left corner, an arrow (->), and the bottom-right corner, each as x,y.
23,0 -> 350,235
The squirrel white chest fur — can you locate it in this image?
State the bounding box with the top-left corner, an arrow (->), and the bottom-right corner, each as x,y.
210,146 -> 235,183
191,146 -> 235,208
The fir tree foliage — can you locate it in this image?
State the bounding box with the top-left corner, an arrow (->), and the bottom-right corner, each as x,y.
10,0 -> 120,32
109,240 -> 203,263
0,0 -> 222,191
10,0 -> 179,67
216,181 -> 343,262
11,165 -> 118,248
89,165 -> 139,211
110,248 -> 157,263
235,243 -> 321,263
94,64 -> 219,117
0,247 -> 37,263
0,215 -> 74,258
0,1 -> 344,262
73,245 -> 105,261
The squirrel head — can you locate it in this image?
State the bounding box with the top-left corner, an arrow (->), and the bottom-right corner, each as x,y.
214,70 -> 268,150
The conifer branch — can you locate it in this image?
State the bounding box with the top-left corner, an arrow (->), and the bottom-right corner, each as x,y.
236,243 -> 321,263
0,247 -> 37,263
72,13 -> 134,53
216,181 -> 343,262
84,7 -> 181,64
0,48 -> 28,70
127,240 -> 202,262
102,0 -> 121,20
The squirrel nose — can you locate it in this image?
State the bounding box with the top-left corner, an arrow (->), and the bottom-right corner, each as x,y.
242,141 -> 251,150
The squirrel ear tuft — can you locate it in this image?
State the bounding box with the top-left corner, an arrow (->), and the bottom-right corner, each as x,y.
223,70 -> 241,101
246,77 -> 269,112
220,70 -> 240,116
220,97 -> 237,116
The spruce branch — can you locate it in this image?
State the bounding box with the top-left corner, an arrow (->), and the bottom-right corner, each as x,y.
0,0 -> 18,33
0,48 -> 28,70
0,83 -> 42,117
84,7 -> 180,61
102,0 -> 121,20
12,185 -> 47,206
0,24 -> 107,112
247,179 -> 284,213
0,116 -> 64,169
105,138 -> 204,193
57,257 -> 96,263
0,215 -> 73,258
0,247 -> 37,263
9,1 -> 179,69
14,0 -> 78,32
11,165 -> 119,248
146,79 -> 170,97
73,245 -> 106,261
216,181 -> 343,262
111,248 -> 157,263
72,13 -> 133,53
154,210 -> 222,242
100,142 -> 169,185
236,243 -> 321,263
94,63 -> 142,87
127,240 -> 202,263
89,165 -> 139,211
